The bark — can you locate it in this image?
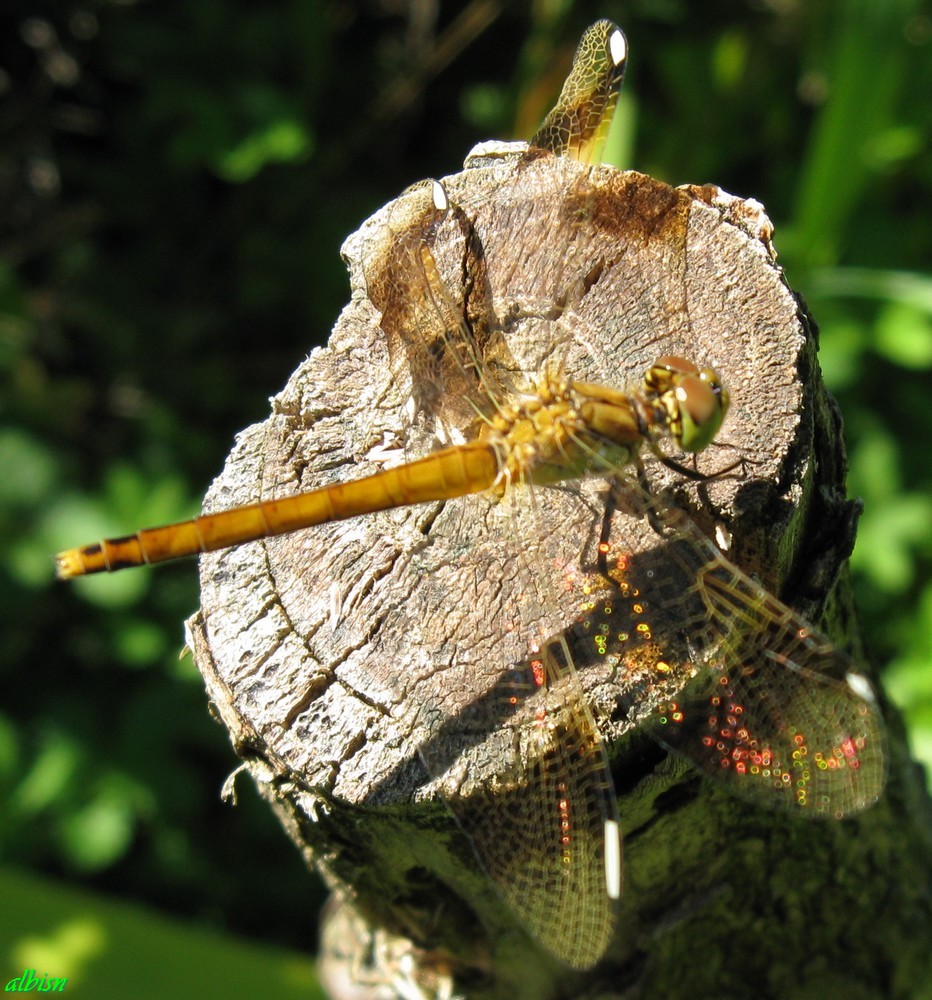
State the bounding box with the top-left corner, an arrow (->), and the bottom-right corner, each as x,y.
186,144 -> 932,1000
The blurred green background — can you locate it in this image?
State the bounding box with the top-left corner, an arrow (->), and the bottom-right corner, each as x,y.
2,0 -> 930,994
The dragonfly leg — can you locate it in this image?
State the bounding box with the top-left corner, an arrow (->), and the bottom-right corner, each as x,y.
653,447 -> 745,482
596,465 -> 666,571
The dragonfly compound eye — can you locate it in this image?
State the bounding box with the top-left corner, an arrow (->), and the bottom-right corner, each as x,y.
675,370 -> 729,453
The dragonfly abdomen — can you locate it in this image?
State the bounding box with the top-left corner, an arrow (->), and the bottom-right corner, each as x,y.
55,441 -> 500,578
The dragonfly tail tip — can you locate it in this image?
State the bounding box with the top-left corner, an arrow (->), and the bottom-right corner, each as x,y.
54,549 -> 85,579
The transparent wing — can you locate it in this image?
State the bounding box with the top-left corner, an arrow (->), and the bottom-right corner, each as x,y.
364,177 -> 519,456
530,20 -> 627,165
418,625 -> 619,969
599,484 -> 886,818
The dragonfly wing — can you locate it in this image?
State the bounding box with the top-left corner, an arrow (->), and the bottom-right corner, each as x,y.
600,486 -> 886,818
530,20 -> 627,166
365,179 -> 516,453
418,625 -> 619,969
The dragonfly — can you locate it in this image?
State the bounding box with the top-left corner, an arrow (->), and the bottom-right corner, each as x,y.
56,21 -> 885,970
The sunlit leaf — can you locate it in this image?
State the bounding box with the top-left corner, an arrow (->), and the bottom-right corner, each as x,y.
215,119 -> 313,182
12,730 -> 81,816
58,794 -> 138,872
875,302 -> 932,369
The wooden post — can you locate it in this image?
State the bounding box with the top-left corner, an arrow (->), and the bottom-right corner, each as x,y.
186,145 -> 930,999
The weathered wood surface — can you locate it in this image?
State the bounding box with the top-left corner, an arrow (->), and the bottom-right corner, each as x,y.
185,145 -> 928,999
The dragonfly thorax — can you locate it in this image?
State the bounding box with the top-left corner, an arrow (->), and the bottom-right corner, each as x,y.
480,372 -> 642,491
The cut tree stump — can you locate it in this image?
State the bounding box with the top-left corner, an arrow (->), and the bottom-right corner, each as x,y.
186,145 -> 932,1000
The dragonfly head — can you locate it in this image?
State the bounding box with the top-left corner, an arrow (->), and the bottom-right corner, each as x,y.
646,356 -> 729,453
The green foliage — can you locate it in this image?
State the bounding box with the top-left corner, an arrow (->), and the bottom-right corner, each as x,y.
1,0 -> 929,985
0,865 -> 322,997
